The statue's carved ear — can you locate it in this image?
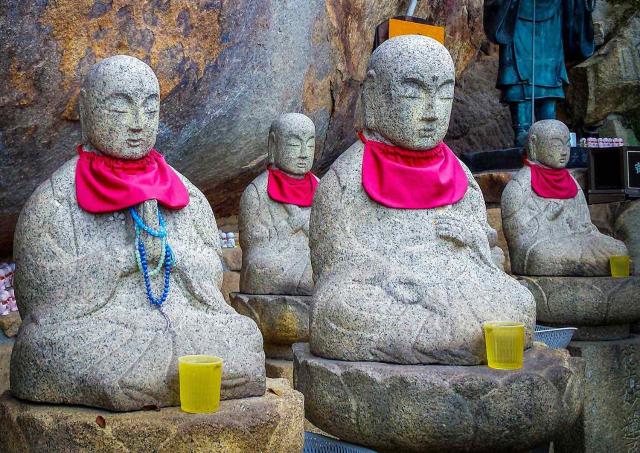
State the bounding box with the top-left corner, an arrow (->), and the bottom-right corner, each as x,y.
267,130 -> 277,166
528,134 -> 538,160
78,88 -> 88,143
363,69 -> 377,130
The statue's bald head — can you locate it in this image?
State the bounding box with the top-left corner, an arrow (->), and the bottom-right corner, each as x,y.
362,35 -> 455,150
268,113 -> 315,176
526,120 -> 571,169
79,55 -> 160,159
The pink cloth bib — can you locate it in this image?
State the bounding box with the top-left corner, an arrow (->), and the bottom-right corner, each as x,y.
524,159 -> 578,199
75,146 -> 189,213
359,132 -> 468,209
267,167 -> 318,207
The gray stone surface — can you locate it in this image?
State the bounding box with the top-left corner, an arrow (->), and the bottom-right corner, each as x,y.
230,293 -> 312,359
309,35 -> 535,366
10,56 -> 265,412
294,343 -> 584,453
566,10 -> 640,128
0,378 -> 304,453
615,199 -> 640,276
521,275 -> 640,329
502,120 -> 627,276
239,114 -> 315,295
555,336 -> 640,453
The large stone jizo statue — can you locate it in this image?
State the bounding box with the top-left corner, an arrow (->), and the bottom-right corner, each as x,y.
309,35 -> 536,365
484,0 -> 595,146
11,55 -> 265,411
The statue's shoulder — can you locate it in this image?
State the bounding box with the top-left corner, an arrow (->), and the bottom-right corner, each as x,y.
28,156 -> 79,208
240,171 -> 268,207
325,140 -> 364,186
510,166 -> 531,187
249,171 -> 269,193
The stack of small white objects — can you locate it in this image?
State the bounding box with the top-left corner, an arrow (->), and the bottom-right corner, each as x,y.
0,263 -> 17,316
219,231 -> 237,248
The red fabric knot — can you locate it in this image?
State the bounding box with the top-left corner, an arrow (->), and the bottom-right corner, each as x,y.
75,145 -> 190,213
267,166 -> 318,207
359,132 -> 468,209
523,159 -> 578,199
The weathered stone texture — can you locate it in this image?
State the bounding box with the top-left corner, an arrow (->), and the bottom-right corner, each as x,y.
555,336 -> 640,453
521,275 -> 640,328
221,247 -> 242,272
294,343 -> 584,453
0,313 -> 21,339
566,3 -> 640,141
230,293 -> 311,359
0,378 -> 304,453
0,342 -> 12,396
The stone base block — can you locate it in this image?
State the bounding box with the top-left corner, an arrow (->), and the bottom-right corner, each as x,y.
0,378 -> 304,453
0,312 -> 21,338
0,342 -> 12,395
555,335 -> 640,453
230,293 -> 312,359
266,358 -> 293,386
520,276 -> 640,339
294,343 -> 584,453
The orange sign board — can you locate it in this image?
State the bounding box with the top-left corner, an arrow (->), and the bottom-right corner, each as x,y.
388,18 -> 445,44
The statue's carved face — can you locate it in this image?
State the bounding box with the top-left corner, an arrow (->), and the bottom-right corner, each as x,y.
528,120 -> 571,169
80,56 -> 160,160
269,114 -> 315,176
363,36 -> 455,150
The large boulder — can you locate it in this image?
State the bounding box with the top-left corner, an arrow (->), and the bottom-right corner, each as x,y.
565,3 -> 640,141
0,0 -> 487,255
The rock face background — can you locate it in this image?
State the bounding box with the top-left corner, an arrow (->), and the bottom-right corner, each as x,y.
1,0 -> 638,256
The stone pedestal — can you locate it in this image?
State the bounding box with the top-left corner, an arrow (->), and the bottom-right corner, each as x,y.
0,378 -> 304,453
519,275 -> 640,451
230,293 -> 311,382
293,343 -> 584,453
554,336 -> 640,453
520,276 -> 640,339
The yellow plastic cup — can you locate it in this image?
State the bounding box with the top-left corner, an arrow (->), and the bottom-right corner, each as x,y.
610,255 -> 631,278
179,355 -> 223,414
483,322 -> 525,370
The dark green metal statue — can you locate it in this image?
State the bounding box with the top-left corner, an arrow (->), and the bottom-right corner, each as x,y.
484,0 -> 596,146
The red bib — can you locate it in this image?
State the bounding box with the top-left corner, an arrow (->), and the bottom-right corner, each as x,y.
359,132 -> 468,209
267,167 -> 318,207
524,159 -> 578,199
75,146 -> 189,213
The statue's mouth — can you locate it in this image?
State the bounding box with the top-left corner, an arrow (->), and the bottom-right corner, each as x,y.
127,138 -> 143,147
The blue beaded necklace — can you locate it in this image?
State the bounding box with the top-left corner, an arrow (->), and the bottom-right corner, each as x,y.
130,207 -> 174,308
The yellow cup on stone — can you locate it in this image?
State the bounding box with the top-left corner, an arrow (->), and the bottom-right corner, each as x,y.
483,322 -> 525,370
179,355 -> 222,414
610,255 -> 631,278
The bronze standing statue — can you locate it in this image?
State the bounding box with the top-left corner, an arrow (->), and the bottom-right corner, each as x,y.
484,0 -> 595,146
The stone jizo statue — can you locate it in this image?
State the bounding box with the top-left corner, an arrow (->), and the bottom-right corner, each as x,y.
11,55 -> 265,411
309,35 -> 535,366
239,113 -> 317,295
502,119 -> 627,276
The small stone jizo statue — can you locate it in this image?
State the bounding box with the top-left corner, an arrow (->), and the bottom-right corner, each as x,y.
502,119 -> 628,275
239,113 -> 317,295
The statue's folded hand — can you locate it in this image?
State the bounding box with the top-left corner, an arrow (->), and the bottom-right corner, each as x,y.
435,215 -> 472,247
546,201 -> 564,220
